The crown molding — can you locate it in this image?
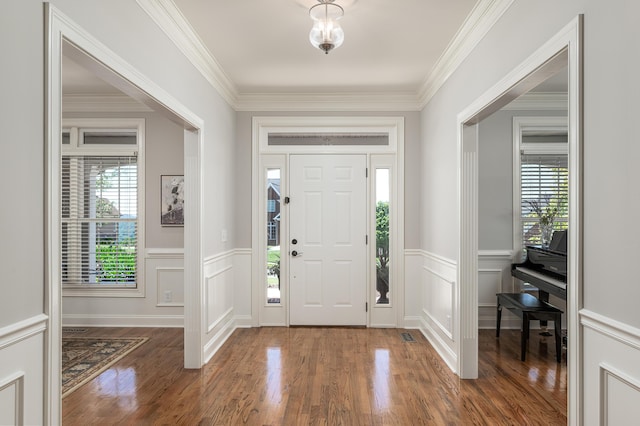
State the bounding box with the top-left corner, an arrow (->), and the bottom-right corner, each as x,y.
418,0 -> 515,108
501,92 -> 568,111
234,92 -> 422,112
137,0 -> 514,112
136,0 -> 238,106
63,93 -> 153,113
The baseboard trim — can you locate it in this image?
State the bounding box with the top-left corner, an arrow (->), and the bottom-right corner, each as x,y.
418,316 -> 457,373
203,316 -> 237,363
62,314 -> 183,328
234,315 -> 253,328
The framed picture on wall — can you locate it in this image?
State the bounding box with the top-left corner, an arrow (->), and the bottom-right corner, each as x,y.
161,175 -> 184,226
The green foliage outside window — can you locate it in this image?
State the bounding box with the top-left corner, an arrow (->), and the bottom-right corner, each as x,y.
376,201 -> 389,303
96,238 -> 136,283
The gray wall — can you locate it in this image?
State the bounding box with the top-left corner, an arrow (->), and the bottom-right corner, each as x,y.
64,110 -> 185,249
52,0 -> 237,256
421,0 -> 640,328
0,0 -> 44,328
234,111 -> 422,249
478,108 -> 567,250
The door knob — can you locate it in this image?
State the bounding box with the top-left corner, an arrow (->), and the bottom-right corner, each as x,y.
291,250 -> 303,257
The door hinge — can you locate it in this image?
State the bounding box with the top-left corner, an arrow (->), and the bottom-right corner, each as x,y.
284,196 -> 290,204
366,167 -> 368,178
366,235 -> 368,245
366,302 -> 368,312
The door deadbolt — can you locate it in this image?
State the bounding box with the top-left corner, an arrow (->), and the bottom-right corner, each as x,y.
292,239 -> 298,244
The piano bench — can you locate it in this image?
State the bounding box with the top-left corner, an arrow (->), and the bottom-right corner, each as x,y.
496,292 -> 563,363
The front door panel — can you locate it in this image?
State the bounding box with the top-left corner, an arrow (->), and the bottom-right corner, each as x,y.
289,155 -> 367,325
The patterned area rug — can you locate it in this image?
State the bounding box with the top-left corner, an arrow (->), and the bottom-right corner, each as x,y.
62,336 -> 148,398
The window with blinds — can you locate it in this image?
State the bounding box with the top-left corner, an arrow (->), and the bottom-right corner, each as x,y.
62,155 -> 138,287
61,120 -> 143,292
520,153 -> 568,246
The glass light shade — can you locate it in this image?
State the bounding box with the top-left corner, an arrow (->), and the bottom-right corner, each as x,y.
309,1 -> 344,54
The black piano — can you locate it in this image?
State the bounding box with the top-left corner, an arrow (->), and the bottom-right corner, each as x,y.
511,230 -> 567,302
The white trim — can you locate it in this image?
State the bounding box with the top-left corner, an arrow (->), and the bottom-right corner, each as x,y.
235,92 -> 421,112
63,94 -> 153,113
418,316 -> 457,373
600,363 -> 640,426
135,0 -> 237,106
47,6 -> 206,423
423,265 -> 455,286
404,248 -> 426,257
457,15 -> 583,422
183,128 -> 204,369
581,309 -> 640,352
0,371 -> 25,426
203,249 -> 235,266
502,92 -> 568,111
0,315 -> 48,351
136,0 -> 515,111
154,266 -> 185,307
254,116 -> 402,155
425,251 -> 457,269
145,247 -> 185,258
422,308 -> 454,340
234,248 -> 253,256
61,313 -> 184,328
203,314 -> 236,364
418,0 -> 516,107
205,264 -> 233,333
252,117 -> 404,328
477,250 -> 514,259
234,315 -> 253,328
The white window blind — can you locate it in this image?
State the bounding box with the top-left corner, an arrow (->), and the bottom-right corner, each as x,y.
521,153 -> 568,245
62,155 -> 138,287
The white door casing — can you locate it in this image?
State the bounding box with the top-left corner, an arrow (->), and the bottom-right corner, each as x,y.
289,154 -> 367,325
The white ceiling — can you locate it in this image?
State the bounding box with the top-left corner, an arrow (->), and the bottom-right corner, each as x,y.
63,0 -> 478,98
171,0 -> 477,94
61,0 -> 567,110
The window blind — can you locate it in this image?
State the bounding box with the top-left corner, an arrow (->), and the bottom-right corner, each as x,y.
520,153 -> 568,246
61,155 -> 138,286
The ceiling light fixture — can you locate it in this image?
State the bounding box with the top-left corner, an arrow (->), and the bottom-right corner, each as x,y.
309,0 -> 344,54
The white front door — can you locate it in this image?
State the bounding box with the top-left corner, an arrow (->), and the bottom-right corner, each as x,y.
289,154 -> 367,325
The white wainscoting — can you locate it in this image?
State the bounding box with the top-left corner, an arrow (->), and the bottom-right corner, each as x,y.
62,248 -> 185,327
478,250 -> 517,329
0,315 -> 47,426
147,248 -> 185,307
203,250 -> 237,363
581,309 -> 640,425
405,249 -> 457,372
233,249 -> 253,328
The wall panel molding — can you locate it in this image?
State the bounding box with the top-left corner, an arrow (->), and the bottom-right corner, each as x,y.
581,309 -> 640,351
0,371 -> 24,426
413,250 -> 457,373
600,363 -> 640,425
0,315 -> 48,351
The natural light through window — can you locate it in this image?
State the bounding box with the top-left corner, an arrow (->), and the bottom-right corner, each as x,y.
375,169 -> 390,304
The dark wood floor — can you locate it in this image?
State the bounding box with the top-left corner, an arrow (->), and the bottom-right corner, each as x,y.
62,327 -> 566,425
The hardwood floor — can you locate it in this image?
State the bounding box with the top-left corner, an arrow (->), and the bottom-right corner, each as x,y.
62,327 -> 566,425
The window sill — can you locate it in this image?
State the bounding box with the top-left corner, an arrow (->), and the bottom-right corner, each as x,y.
62,285 -> 144,298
